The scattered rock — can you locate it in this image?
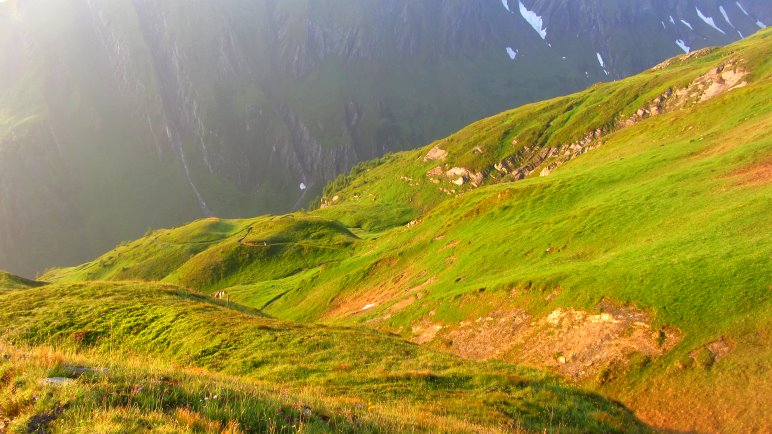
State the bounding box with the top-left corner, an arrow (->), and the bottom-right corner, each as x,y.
62,364 -> 108,377
445,167 -> 484,187
423,146 -> 448,162
690,336 -> 735,368
427,166 -> 444,177
481,60 -> 748,189
417,299 -> 681,381
705,337 -> 733,361
620,60 -> 748,129
41,377 -> 75,386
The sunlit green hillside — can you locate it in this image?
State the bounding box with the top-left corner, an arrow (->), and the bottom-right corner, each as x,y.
4,29 -> 771,433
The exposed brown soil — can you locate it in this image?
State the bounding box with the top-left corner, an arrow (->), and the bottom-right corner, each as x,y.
627,329 -> 772,434
327,273 -> 436,319
412,299 -> 681,381
722,160 -> 772,187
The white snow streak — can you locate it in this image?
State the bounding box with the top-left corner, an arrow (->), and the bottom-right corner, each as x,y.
735,2 -> 749,17
596,52 -> 605,68
681,20 -> 694,30
596,53 -> 609,75
719,6 -> 735,28
362,303 -> 377,311
669,16 -> 676,25
506,47 -> 518,60
675,39 -> 690,53
757,20 -> 767,29
501,0 -> 510,12
696,7 -> 726,34
518,1 -> 547,39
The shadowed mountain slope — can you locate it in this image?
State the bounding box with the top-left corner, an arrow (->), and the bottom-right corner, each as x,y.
1,0 -> 769,277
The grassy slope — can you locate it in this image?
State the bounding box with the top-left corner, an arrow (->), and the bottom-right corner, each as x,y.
0,282 -> 645,433
33,30 -> 772,432
0,272 -> 44,294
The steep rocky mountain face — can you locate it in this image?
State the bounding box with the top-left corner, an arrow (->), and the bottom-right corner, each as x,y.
0,0 -> 768,277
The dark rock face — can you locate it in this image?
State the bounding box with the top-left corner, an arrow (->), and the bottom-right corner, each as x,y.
0,0 -> 768,277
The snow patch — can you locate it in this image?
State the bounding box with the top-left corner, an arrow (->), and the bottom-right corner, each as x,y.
681,20 -> 694,30
669,15 -> 676,25
757,20 -> 766,29
735,2 -> 749,17
299,182 -> 307,191
518,1 -> 547,39
675,39 -> 690,53
596,52 -> 609,75
661,21 -> 666,29
501,0 -> 510,12
696,7 -> 726,34
362,303 -> 377,311
719,6 -> 735,28
506,47 -> 518,60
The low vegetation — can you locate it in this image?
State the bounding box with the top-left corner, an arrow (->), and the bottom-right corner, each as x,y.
3,29 -> 770,433
0,282 -> 647,433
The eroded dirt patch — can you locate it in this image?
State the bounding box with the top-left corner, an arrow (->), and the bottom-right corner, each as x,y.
328,273 -> 437,319
415,300 -> 680,381
722,160 -> 772,187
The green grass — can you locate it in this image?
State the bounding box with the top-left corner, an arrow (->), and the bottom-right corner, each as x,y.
16,29 -> 772,433
0,282 -> 647,433
0,344 -> 369,433
0,271 -> 44,294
